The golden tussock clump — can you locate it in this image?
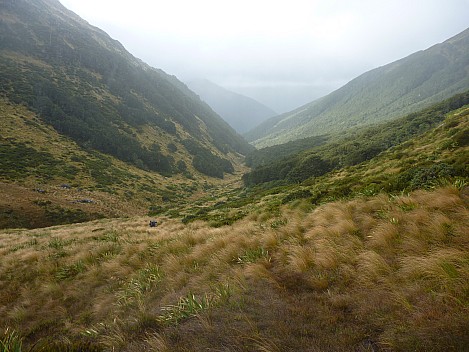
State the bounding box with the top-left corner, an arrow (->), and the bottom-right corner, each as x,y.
145,332 -> 170,352
356,250 -> 392,286
399,248 -> 469,291
285,245 -> 315,273
367,221 -> 400,250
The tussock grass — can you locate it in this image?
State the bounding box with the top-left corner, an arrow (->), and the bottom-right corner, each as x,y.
0,186 -> 468,351
357,250 -> 392,285
399,248 -> 469,294
144,332 -> 169,352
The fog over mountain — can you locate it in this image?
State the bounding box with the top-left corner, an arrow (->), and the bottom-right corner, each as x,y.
245,26 -> 469,147
59,0 -> 469,113
186,79 -> 277,134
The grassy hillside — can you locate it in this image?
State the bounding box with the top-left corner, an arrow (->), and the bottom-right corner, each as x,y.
0,0 -> 252,179
1,185 -> 467,351
246,27 -> 469,148
0,97 -> 248,229
173,92 -> 468,231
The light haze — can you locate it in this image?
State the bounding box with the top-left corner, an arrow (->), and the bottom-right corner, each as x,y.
59,0 -> 469,113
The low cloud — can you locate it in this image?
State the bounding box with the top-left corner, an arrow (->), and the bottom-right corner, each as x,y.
61,0 -> 469,112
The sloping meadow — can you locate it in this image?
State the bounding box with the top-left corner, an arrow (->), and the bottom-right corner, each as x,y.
0,185 -> 468,351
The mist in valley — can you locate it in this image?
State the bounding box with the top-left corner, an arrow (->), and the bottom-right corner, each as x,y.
59,0 -> 469,115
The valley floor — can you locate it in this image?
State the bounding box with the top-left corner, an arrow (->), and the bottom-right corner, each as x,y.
1,185 -> 468,351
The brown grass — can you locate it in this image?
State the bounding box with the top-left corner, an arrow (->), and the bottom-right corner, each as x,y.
0,186 -> 468,351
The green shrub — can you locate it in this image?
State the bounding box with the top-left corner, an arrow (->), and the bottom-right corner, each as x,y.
282,189 -> 313,204
55,261 -> 86,281
158,292 -> 216,324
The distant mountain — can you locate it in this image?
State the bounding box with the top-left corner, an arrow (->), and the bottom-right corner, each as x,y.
186,79 -> 277,134
246,27 -> 469,148
0,0 -> 252,180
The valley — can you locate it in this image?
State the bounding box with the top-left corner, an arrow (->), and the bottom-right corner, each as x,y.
0,0 -> 468,351
1,93 -> 468,351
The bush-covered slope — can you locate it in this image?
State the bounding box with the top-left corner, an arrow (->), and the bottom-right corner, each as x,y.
0,97 -> 248,229
180,92 -> 468,227
243,91 -> 469,186
0,0 -> 252,178
246,27 -> 469,147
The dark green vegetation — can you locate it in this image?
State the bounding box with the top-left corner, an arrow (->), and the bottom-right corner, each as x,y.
0,140 -> 77,182
181,139 -> 234,179
243,91 -> 469,186
245,134 -> 329,170
246,27 -> 469,147
0,0 -> 251,178
0,95 -> 249,230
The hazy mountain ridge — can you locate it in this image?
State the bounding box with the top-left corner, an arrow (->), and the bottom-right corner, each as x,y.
186,79 -> 277,133
0,0 -> 252,179
246,27 -> 469,147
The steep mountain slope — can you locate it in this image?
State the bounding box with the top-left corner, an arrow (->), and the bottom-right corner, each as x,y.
0,97 -> 249,229
0,0 -> 252,178
243,91 -> 469,186
246,27 -> 469,147
186,79 -> 277,133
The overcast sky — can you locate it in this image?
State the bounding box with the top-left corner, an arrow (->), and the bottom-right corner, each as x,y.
59,0 -> 469,113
